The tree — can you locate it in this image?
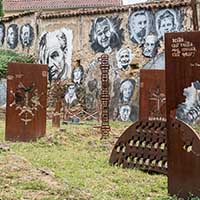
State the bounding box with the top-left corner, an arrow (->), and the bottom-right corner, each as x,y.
0,0 -> 3,16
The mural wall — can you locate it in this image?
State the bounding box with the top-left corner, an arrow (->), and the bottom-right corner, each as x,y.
0,2 -> 194,122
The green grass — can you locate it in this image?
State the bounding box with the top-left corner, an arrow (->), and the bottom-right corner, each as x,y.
0,120 -> 198,200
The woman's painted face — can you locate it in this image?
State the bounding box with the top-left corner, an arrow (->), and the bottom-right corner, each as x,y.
96,19 -> 111,48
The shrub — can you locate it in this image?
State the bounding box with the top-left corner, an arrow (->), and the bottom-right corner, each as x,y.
0,50 -> 35,79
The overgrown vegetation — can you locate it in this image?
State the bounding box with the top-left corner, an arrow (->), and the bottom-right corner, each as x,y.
0,50 -> 35,79
0,120 -> 200,199
0,0 -> 3,17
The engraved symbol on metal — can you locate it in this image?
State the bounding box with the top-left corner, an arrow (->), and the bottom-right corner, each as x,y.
9,82 -> 43,125
149,87 -> 166,120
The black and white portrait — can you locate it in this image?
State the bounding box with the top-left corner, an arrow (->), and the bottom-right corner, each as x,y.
143,52 -> 165,69
39,28 -> 73,81
0,79 -> 6,109
128,10 -> 152,44
142,34 -> 159,58
116,48 -> 133,71
155,9 -> 181,40
0,23 -> 5,47
119,79 -> 136,104
64,84 -> 78,106
119,105 -> 132,121
72,65 -> 84,85
89,16 -> 124,53
20,24 -> 34,48
176,81 -> 200,125
7,24 -> 18,49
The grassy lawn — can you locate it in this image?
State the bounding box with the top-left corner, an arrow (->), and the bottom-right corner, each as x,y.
0,120 -> 192,200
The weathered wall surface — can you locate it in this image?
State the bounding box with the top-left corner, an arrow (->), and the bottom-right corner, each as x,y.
0,1 -> 195,122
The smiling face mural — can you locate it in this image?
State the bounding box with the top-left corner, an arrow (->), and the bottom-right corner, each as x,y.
89,16 -> 124,53
38,28 -> 73,81
155,9 -> 181,40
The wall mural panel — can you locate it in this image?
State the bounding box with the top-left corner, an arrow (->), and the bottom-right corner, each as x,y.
39,28 -> 73,81
7,24 -> 18,49
20,23 -> 34,48
176,81 -> 200,125
89,16 -> 124,53
0,23 -> 5,47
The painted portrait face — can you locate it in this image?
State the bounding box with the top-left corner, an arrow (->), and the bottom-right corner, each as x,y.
67,84 -> 76,97
129,10 -> 150,43
95,18 -> 111,49
120,80 -> 134,102
156,9 -> 179,39
117,48 -> 132,70
73,67 -> 82,82
0,24 -> 5,45
39,28 -> 73,81
7,25 -> 18,49
21,25 -> 31,46
48,47 -> 65,80
119,105 -> 131,121
159,16 -> 174,37
183,83 -> 197,110
143,35 -> 158,58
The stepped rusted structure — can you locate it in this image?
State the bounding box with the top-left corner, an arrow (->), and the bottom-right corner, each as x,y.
165,31 -> 200,199
100,54 -> 110,138
110,70 -> 167,174
6,62 -> 47,142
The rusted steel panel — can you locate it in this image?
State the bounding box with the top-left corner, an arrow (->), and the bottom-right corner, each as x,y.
6,62 -> 47,142
165,31 -> 200,198
139,69 -> 166,121
109,120 -> 168,174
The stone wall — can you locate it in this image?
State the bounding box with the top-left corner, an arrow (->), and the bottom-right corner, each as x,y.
0,0 -> 195,122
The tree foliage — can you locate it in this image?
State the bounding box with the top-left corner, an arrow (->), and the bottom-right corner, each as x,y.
0,50 -> 35,79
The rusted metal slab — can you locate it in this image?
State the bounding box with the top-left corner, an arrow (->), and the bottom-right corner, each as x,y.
6,62 -> 47,142
165,31 -> 200,198
139,69 -> 166,121
109,120 -> 167,174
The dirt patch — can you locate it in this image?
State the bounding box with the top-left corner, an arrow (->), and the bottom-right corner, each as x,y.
0,152 -> 92,200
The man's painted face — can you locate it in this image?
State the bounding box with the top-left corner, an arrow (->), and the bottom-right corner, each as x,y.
143,35 -> 157,58
48,48 -> 65,80
7,27 -> 15,45
0,27 -> 4,41
21,26 -> 30,46
68,85 -> 76,96
119,50 -> 131,68
159,17 -> 173,37
73,67 -> 82,81
96,19 -> 112,48
132,14 -> 147,38
120,105 -> 131,121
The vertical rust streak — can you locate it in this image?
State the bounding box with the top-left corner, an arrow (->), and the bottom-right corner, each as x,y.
191,0 -> 199,30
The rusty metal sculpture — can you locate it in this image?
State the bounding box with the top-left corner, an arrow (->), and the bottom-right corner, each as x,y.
99,54 -> 110,138
109,120 -> 167,174
165,31 -> 200,198
6,63 -> 47,142
140,69 -> 166,121
110,69 -> 168,174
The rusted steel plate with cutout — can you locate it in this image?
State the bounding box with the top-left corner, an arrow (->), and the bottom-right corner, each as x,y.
139,69 -> 166,121
110,120 -> 167,174
6,62 -> 48,142
165,31 -> 200,198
